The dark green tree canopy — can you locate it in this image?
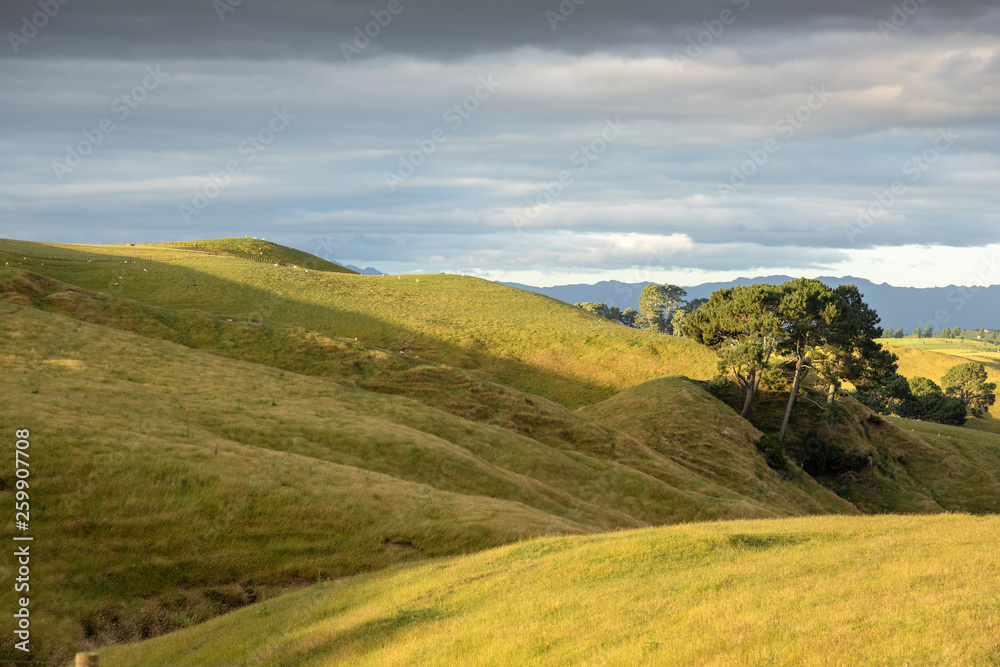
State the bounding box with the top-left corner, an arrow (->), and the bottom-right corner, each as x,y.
685,279 -> 894,434
683,283 -> 782,418
908,376 -> 940,397
857,373 -> 967,426
818,284 -> 898,395
942,362 -> 997,418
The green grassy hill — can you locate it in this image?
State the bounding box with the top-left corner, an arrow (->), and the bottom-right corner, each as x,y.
100,514 -> 1000,666
156,238 -> 356,273
4,238 -> 1000,661
0,236 -> 357,274
0,299 -> 866,659
0,240 -> 716,406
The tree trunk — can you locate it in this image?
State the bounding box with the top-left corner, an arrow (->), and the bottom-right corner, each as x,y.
740,370 -> 757,418
779,355 -> 805,441
826,382 -> 836,404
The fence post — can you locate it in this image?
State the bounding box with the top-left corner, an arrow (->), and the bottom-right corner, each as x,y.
75,653 -> 98,667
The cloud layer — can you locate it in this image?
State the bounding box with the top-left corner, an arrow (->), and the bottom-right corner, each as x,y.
2,0 -> 998,286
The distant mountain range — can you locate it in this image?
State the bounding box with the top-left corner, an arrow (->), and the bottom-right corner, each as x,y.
333,263 -> 384,275
501,276 -> 1000,332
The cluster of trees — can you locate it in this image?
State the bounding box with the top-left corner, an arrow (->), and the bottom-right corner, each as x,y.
575,284 -> 705,334
682,278 -> 895,440
859,375 -> 966,425
881,326 -> 973,339
858,362 -> 996,425
574,302 -> 640,327
941,362 -> 997,416
577,280 -> 997,436
881,326 -> 983,339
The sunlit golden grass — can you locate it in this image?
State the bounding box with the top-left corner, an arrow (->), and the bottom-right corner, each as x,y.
0,236 -> 357,272
155,238 -> 356,272
0,239 -> 717,407
102,513 -> 1000,666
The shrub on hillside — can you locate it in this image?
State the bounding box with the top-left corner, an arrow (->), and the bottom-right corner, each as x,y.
755,434 -> 788,473
787,429 -> 870,477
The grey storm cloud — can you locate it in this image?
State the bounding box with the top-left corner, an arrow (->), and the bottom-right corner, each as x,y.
1,0 -> 999,286
1,0 -> 996,60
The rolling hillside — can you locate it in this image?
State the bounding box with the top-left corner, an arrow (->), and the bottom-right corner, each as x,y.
0,301 -> 856,659
3,237 -> 1000,661
0,239 -> 717,407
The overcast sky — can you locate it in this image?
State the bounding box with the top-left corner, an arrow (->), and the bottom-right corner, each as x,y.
2,0 -> 998,287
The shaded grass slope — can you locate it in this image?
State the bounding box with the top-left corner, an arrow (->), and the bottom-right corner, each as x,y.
709,380 -> 1000,516
579,377 -> 857,517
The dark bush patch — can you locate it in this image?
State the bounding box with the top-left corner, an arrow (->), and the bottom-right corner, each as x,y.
755,434 -> 788,472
